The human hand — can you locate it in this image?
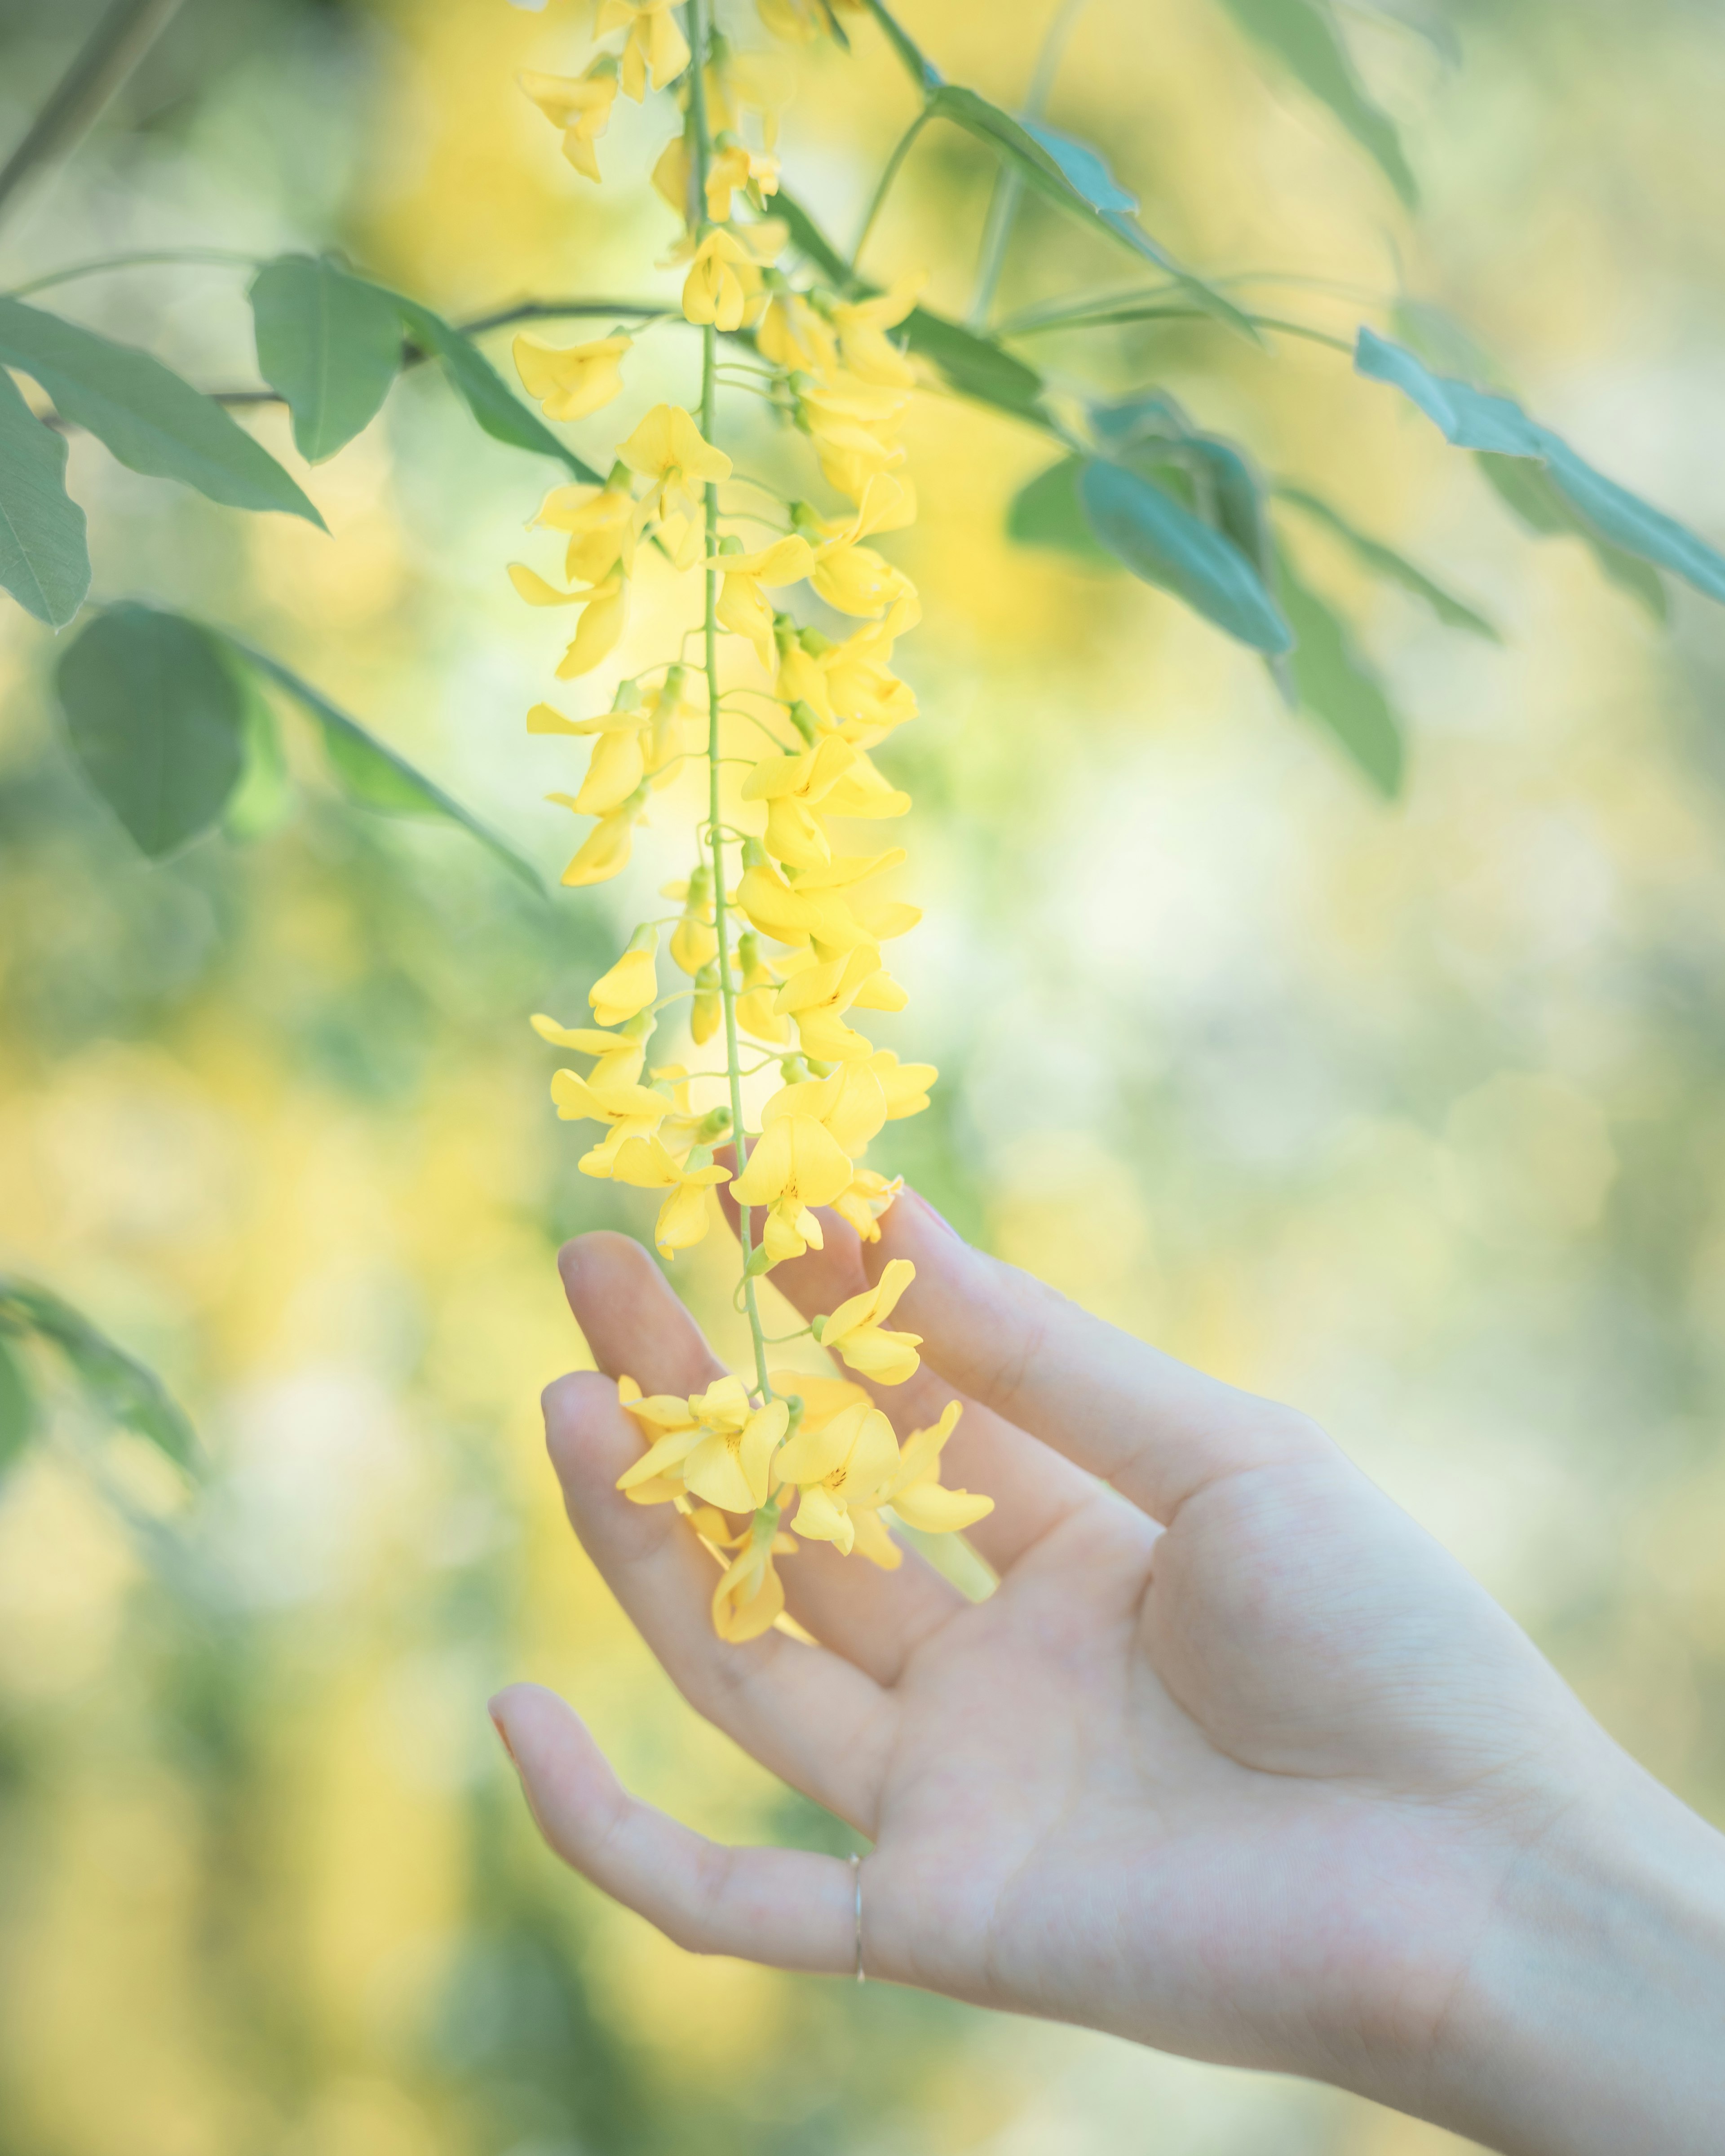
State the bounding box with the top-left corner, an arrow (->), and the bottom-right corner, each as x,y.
491,1195 -> 1725,2156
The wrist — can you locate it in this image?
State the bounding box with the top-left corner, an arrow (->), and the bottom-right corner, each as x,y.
1421,1752 -> 1725,2156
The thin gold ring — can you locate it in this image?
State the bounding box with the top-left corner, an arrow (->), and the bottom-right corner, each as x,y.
850,1851 -> 865,1984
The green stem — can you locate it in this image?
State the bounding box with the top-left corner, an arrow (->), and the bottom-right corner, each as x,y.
0,0 -> 187,233
4,246 -> 259,297
850,112 -> 927,276
688,0 -> 773,1405
966,0 -> 1092,328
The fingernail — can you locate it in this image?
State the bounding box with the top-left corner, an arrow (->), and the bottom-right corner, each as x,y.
487,1703 -> 518,1766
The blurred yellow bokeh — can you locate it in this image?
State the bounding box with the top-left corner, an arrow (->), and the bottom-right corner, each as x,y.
2,1 -> 1724,2151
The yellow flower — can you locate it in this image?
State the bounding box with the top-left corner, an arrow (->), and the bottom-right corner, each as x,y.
868,1047 -> 938,1118
513,332 -> 631,422
815,1256 -> 921,1383
529,1014 -> 648,1093
741,734 -> 908,870
617,403 -> 732,521
682,1378 -> 789,1511
794,371 -> 911,501
587,932 -> 658,1027
819,602 -> 920,740
679,228 -> 770,332
880,1400 -> 994,1533
810,542 -> 915,619
832,1167 -> 902,1243
757,289 -> 837,374
712,1534 -> 788,1643
768,1367 -> 871,1430
778,1398 -> 900,1555
728,1062 -> 888,1262
709,533 -> 817,666
550,782 -> 646,888
614,1376 -> 700,1505
668,865 -> 717,975
735,932 -> 787,1043
705,141 -> 781,223
774,941 -> 898,1061
549,1059 -> 672,1173
723,49 -> 796,148
508,560 -> 631,677
651,131 -> 694,221
735,838 -> 909,950
596,0 -> 691,101
532,480 -> 637,585
518,66 -> 618,182
607,1133 -> 728,1256
757,0 -> 863,44
828,273 -> 925,388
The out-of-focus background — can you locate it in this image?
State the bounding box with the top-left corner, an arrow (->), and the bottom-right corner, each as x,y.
3,0 -> 1725,2149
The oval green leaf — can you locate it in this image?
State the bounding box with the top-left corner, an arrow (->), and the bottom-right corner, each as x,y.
394,296 -> 602,483
226,639 -> 543,894
250,254 -> 405,464
0,364 -> 90,627
1275,483 -> 1500,639
1274,548 -> 1405,796
0,1276 -> 199,1472
1080,455 -> 1293,652
55,603 -> 247,857
1008,455 -> 1117,566
0,294 -> 324,527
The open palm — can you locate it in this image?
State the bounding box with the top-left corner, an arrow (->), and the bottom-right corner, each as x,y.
493,1192 -> 1615,2112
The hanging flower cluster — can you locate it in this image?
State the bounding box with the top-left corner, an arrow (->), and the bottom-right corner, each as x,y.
510,0 -> 990,1639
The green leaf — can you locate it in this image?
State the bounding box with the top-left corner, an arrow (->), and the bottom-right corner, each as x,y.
249,254 -> 405,464
55,603 -> 247,856
1080,456 -> 1293,653
394,296 -> 602,484
1007,455 -> 1116,566
1092,391 -> 1283,600
0,1277 -> 199,1471
1275,483 -> 1501,638
773,187 -> 852,286
226,639 -> 543,893
902,308 -> 1047,425
222,674 -> 295,838
1215,0 -> 1418,206
1275,547 -> 1405,795
858,0 -> 943,93
0,364 -> 90,627
1476,453 -> 1668,620
0,1334 -> 34,1472
0,294 -> 324,527
923,87 -> 1258,341
1358,327 -> 1725,608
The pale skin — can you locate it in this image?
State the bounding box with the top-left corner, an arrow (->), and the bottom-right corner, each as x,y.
491,1191 -> 1725,2155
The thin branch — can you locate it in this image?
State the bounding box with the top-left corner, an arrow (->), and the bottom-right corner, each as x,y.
966,0 -> 1092,328
0,0 -> 187,233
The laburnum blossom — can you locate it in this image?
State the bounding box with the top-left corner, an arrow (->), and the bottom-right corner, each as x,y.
507,555 -> 630,679
742,734 -> 908,870
704,140 -> 780,222
608,1134 -> 728,1256
777,1397 -> 899,1557
675,225 -> 781,331
513,331 -> 631,421
617,403 -> 731,521
596,0 -> 690,101
729,1061 -> 891,1262
518,65 -> 618,181
709,532 -> 818,665
531,479 -> 637,585
877,1400 -> 994,1533
814,1257 -> 922,1383
586,929 -> 658,1027
509,3 -> 985,1637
